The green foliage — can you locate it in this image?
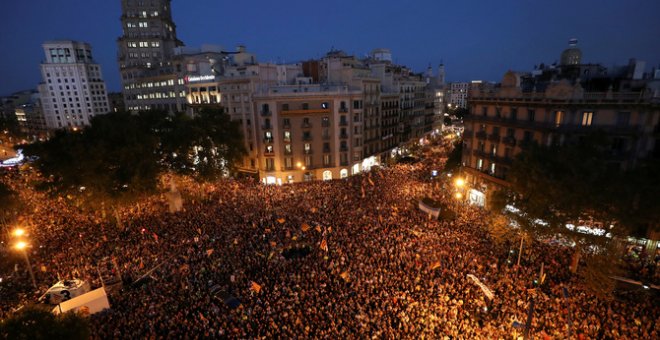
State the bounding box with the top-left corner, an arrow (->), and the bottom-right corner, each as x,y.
22,108 -> 245,203
444,141 -> 462,173
505,132 -> 622,241
0,181 -> 19,219
0,306 -> 90,340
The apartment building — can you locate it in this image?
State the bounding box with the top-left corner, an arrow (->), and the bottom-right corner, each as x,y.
462,44 -> 660,208
37,40 -> 109,130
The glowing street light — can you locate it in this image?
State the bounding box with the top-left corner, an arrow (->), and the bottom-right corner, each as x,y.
455,192 -> 463,200
15,241 -> 27,250
454,178 -> 465,188
12,228 -> 25,237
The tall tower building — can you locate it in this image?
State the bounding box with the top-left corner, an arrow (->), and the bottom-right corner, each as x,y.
37,40 -> 109,130
117,0 -> 184,112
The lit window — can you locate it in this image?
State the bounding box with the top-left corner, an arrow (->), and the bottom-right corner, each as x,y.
554,111 -> 564,127
581,111 -> 594,126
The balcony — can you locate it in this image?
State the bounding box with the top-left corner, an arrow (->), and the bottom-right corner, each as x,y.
488,134 -> 501,143
284,149 -> 293,155
322,134 -> 331,140
502,136 -> 516,146
340,133 -> 349,139
323,147 -> 331,153
263,138 -> 274,144
339,120 -> 348,126
302,134 -> 313,141
322,121 -> 330,127
260,110 -> 272,117
262,124 -> 272,130
475,131 -> 487,140
302,122 -> 312,129
340,146 -> 348,152
339,107 -> 348,113
304,149 -> 313,155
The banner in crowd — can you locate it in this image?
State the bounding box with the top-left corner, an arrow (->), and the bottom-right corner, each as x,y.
467,274 -> 495,300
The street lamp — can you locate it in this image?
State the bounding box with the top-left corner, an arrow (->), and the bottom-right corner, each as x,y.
14,241 -> 37,289
454,178 -> 465,188
455,192 -> 463,200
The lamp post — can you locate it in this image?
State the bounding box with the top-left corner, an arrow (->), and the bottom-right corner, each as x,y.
15,241 -> 37,289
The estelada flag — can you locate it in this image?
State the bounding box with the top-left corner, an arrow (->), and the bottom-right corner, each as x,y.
301,223 -> 311,232
430,261 -> 441,270
250,281 -> 262,293
320,239 -> 328,252
315,225 -> 322,233
277,218 -> 286,224
206,249 -> 214,256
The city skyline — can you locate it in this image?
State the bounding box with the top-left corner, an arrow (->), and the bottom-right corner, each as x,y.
1,0 -> 660,96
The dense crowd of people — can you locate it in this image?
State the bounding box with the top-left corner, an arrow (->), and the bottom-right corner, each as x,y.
1,139 -> 658,339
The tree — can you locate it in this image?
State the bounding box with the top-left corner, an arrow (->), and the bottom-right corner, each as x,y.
159,108 -> 246,180
503,132 -> 627,282
22,108 -> 246,204
0,306 -> 90,339
444,141 -> 462,173
23,112 -> 161,203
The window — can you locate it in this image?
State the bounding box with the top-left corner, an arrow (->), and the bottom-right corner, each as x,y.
321,102 -> 329,109
528,109 -> 535,122
477,159 -> 483,170
265,158 -> 275,171
265,145 -> 274,154
554,111 -> 564,127
323,155 -> 331,167
285,144 -> 292,154
482,106 -> 488,116
302,103 -> 309,110
304,143 -> 311,153
139,22 -> 148,28
490,163 -> 496,174
523,131 -> 532,143
323,142 -> 330,153
616,112 -> 630,126
322,117 -> 330,126
506,128 -> 514,137
284,157 -> 293,168
282,103 -> 289,111
581,111 -> 594,126
510,108 -> 517,120
305,155 -> 312,166
283,131 -> 291,142
353,100 -> 362,109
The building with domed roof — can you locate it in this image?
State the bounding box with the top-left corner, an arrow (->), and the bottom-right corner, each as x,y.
460,41 -> 660,214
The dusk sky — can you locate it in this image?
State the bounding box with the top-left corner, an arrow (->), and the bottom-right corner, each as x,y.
1,0 -> 659,96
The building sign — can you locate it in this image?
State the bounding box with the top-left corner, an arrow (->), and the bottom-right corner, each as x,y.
469,189 -> 485,207
184,75 -> 215,84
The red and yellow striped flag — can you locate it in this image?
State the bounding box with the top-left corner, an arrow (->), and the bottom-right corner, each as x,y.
320,238 -> 328,252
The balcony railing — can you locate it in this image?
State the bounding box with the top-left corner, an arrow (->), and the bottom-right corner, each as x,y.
340,146 -> 348,152
302,122 -> 312,129
339,120 -> 348,126
476,131 -> 487,140
339,107 -> 348,113
502,136 -> 516,146
302,135 -> 312,141
340,133 -> 349,139
261,110 -> 272,117
262,124 -> 272,130
488,134 -> 501,143
263,138 -> 273,144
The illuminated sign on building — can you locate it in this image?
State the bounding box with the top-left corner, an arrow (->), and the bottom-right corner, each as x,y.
184,75 -> 215,83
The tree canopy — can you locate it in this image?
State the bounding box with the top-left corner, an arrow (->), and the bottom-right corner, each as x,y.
504,133 -> 627,242
22,108 -> 245,203
0,306 -> 90,340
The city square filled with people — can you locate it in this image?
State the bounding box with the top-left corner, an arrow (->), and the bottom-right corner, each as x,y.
1,139 -> 658,339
